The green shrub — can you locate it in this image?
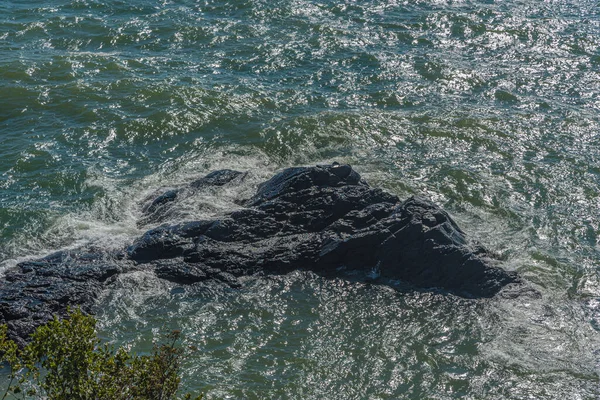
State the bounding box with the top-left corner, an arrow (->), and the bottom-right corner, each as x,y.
0,309 -> 202,400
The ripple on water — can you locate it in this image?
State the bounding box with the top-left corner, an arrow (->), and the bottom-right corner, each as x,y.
1,0 -> 600,398
94,270 -> 599,399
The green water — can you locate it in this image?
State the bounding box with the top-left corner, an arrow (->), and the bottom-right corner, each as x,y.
1,0 -> 599,398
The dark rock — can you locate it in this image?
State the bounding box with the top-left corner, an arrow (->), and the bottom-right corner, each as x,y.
189,169 -> 245,189
0,250 -> 126,347
142,189 -> 179,215
138,169 -> 246,227
153,259 -> 241,288
0,164 -> 523,344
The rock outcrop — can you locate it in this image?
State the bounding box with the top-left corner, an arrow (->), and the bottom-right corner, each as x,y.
0,163 -> 521,344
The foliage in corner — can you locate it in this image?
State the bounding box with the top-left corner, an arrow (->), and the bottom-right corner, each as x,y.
0,308 -> 202,400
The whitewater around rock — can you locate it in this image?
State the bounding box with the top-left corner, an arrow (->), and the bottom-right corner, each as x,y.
0,164 -> 521,345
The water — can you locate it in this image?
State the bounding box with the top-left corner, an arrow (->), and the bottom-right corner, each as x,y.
1,0 -> 599,398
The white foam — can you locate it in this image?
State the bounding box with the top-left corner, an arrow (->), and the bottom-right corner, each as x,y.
0,151 -> 283,276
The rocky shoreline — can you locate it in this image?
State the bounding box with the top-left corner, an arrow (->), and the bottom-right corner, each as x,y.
0,163 -> 522,345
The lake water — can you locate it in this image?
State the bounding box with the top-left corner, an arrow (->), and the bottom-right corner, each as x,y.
1,0 -> 599,398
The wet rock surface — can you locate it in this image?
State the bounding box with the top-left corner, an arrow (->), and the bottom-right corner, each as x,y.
0,250 -> 128,347
0,164 -> 522,343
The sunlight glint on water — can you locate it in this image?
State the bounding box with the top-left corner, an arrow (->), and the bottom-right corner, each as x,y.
1,0 -> 599,398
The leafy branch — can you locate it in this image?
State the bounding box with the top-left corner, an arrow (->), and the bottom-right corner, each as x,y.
0,309 -> 202,400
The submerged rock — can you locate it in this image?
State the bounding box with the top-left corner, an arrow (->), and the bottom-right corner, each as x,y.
0,163 -> 522,343
138,169 -> 246,227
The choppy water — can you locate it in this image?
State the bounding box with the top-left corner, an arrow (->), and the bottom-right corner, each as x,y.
1,0 -> 599,398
